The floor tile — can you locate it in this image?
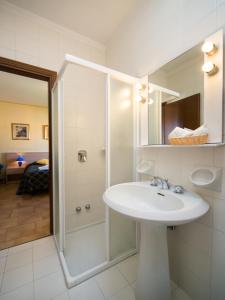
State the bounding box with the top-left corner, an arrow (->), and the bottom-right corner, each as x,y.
0,257 -> 6,274
8,242 -> 33,255
0,250 -> 8,258
0,282 -> 33,300
33,254 -> 61,280
95,266 -> 128,298
34,271 -> 66,300
5,248 -> 32,271
117,255 -> 137,284
33,241 -> 56,262
172,287 -> 192,300
33,236 -> 53,247
52,291 -> 70,300
171,280 -> 178,297
1,264 -> 33,294
69,279 -> 105,300
109,285 -> 135,300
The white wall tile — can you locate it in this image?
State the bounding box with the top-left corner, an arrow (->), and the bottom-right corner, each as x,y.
0,28 -> 15,50
0,1 -> 105,74
0,47 -> 15,60
212,230 -> 225,299
213,199 -> 225,232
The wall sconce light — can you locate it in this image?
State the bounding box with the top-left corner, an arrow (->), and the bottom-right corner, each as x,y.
148,84 -> 155,94
202,61 -> 218,76
136,83 -> 146,90
136,95 -> 146,103
201,41 -> 217,56
136,82 -> 146,103
148,98 -> 154,105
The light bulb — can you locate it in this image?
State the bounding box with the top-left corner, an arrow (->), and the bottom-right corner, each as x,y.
148,98 -> 154,105
136,83 -> 146,90
136,95 -> 146,103
148,85 -> 154,94
201,41 -> 217,55
202,62 -> 218,75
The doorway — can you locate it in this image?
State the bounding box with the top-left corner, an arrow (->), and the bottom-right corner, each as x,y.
0,57 -> 56,250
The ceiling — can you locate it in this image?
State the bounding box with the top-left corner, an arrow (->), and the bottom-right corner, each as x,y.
0,71 -> 48,107
7,0 -> 137,43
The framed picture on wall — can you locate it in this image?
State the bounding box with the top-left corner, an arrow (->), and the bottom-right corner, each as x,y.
43,125 -> 49,140
12,123 -> 30,140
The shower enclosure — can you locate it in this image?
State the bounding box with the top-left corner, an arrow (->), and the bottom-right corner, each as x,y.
52,55 -> 138,287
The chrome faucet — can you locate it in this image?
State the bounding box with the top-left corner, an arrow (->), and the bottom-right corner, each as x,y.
150,176 -> 170,190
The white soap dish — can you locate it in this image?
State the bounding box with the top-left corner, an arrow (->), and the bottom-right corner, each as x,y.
136,160 -> 154,175
189,166 -> 222,190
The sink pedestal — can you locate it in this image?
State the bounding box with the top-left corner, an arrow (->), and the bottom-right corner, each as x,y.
135,222 -> 170,300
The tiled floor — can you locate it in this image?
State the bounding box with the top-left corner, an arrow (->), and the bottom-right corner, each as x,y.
0,183 -> 50,250
0,236 -> 192,300
64,222 -> 106,277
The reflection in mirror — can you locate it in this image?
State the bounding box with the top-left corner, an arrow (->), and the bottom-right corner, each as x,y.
148,42 -> 204,145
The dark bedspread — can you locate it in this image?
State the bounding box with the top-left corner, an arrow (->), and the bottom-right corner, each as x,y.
17,162 -> 49,195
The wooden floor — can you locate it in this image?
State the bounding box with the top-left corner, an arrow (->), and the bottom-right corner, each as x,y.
0,182 -> 50,250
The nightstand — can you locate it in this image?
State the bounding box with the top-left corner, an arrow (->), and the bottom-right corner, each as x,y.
6,162 -> 27,183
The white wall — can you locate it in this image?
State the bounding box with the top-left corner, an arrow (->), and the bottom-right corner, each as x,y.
106,1 -> 225,299
106,0 -> 224,77
0,0 -> 106,230
0,0 -> 106,72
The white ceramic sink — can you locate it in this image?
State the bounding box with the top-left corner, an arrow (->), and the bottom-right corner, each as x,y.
103,182 -> 209,300
103,182 -> 209,225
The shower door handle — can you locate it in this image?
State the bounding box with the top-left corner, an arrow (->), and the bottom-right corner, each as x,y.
78,150 -> 87,162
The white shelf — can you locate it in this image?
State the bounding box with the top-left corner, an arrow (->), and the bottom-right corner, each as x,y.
139,143 -> 225,148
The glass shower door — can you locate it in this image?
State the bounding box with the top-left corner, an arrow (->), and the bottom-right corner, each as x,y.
62,63 -> 107,277
109,77 -> 137,260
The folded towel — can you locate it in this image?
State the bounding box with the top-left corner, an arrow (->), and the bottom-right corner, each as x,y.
38,165 -> 49,171
168,127 -> 193,139
168,125 -> 208,139
192,124 -> 208,136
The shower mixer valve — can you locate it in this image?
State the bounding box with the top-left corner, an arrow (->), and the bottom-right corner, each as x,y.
78,150 -> 87,162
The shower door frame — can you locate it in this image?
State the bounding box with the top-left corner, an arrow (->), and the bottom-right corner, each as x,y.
52,54 -> 139,288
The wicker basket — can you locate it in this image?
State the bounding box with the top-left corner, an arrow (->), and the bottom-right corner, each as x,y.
168,134 -> 208,145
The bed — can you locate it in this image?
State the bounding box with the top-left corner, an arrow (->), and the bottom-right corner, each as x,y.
5,152 -> 49,195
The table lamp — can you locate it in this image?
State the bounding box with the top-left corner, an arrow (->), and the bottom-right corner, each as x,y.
16,155 -> 25,167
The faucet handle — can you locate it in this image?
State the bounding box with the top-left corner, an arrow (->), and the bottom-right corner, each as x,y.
162,178 -> 170,189
150,176 -> 158,186
173,185 -> 184,194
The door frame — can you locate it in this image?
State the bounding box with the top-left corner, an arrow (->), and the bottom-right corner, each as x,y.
0,56 -> 57,234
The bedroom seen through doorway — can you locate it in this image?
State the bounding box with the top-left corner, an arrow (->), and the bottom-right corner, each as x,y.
0,57 -> 56,250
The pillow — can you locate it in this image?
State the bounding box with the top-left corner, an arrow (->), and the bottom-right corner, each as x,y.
37,159 -> 49,165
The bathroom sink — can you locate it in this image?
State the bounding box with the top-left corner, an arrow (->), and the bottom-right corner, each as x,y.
103,182 -> 209,300
103,182 -> 209,225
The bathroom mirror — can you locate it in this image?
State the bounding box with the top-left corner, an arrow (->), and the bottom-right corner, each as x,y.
140,29 -> 223,146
